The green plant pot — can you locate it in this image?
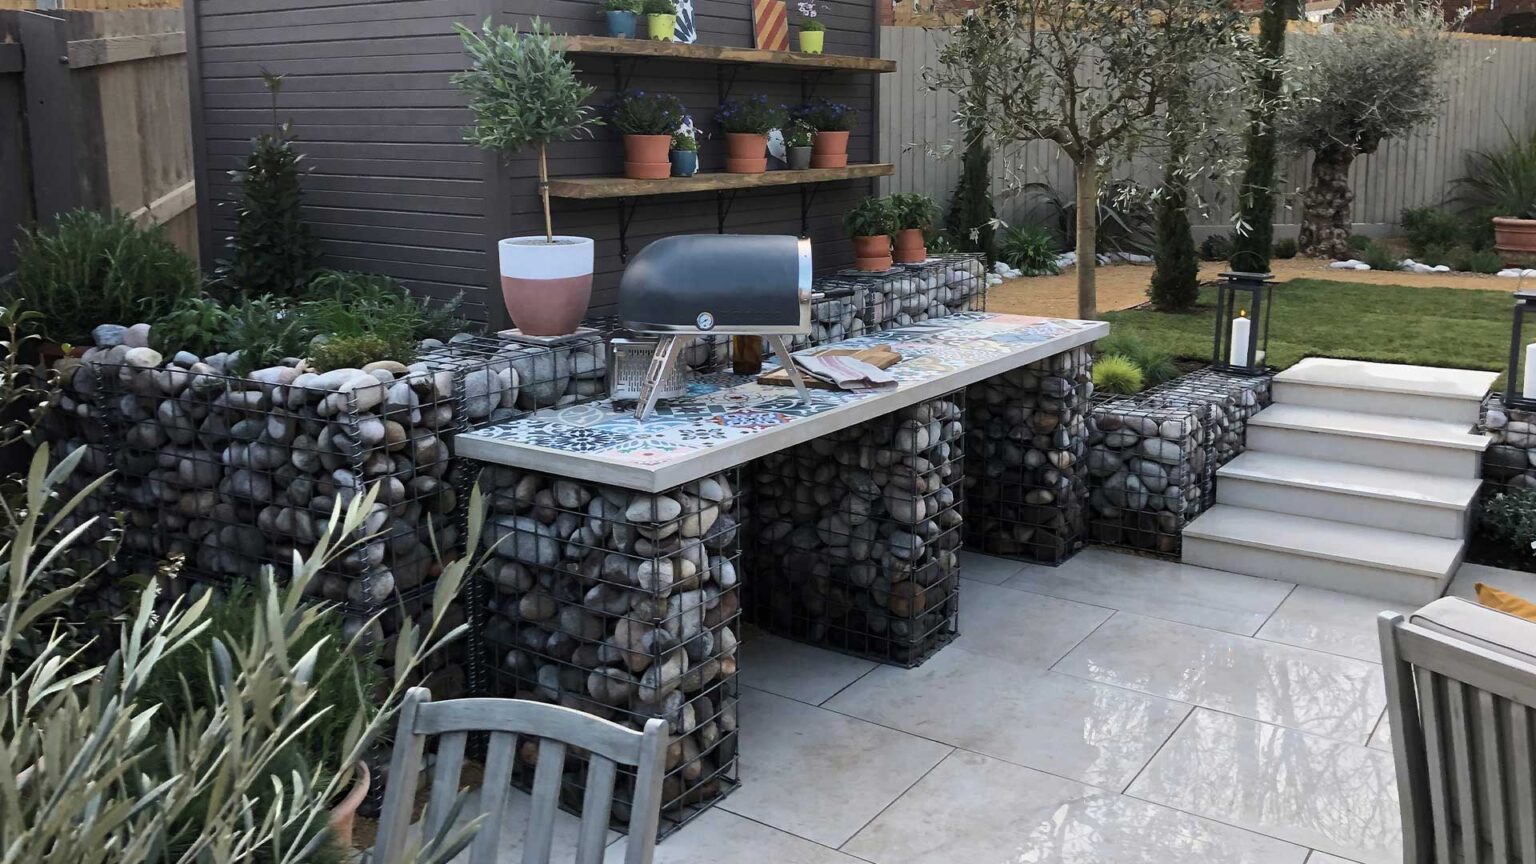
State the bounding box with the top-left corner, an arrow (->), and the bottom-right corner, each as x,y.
647,13 -> 676,40
798,30 -> 824,53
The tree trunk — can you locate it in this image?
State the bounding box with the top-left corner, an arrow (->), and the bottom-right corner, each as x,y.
1075,158 -> 1099,320
1298,147 -> 1355,259
538,144 -> 554,243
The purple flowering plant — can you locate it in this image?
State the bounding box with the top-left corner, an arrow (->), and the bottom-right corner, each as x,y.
715,94 -> 788,134
792,97 -> 855,132
605,89 -> 687,135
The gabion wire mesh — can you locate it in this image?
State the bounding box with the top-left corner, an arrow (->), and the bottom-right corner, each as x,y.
478,466 -> 742,838
746,392 -> 965,667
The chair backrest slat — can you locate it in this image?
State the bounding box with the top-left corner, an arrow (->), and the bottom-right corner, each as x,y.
1476,690 -> 1511,863
469,730 -> 518,864
575,755 -> 618,864
1417,666 -> 1457,864
1446,679 -> 1482,864
424,730 -> 468,840
522,739 -> 567,864
1513,702 -> 1536,862
374,689 -> 667,864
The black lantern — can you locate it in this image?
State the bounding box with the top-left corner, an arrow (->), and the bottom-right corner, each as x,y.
1212,271 -> 1274,376
1504,290 -> 1536,409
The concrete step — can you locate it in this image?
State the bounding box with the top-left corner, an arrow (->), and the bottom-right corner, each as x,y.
1272,358 -> 1496,425
1183,505 -> 1461,604
1246,404 -> 1488,478
1216,452 -> 1479,539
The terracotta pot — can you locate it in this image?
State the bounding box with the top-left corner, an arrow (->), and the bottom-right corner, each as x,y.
724,132 -> 767,174
623,134 -> 671,179
1494,217 -> 1536,254
894,227 -> 927,263
852,234 -> 892,271
327,762 -> 371,851
498,236 -> 594,336
811,130 -> 849,169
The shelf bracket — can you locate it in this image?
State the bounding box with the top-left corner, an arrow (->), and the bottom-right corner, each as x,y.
716,63 -> 743,104
798,184 -> 820,236
616,196 -> 641,263
716,189 -> 740,234
800,69 -> 831,101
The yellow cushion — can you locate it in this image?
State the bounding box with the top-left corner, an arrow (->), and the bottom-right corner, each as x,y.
1475,582 -> 1536,623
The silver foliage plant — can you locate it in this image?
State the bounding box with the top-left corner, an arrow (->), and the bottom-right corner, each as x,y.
925,0 -> 1265,319
0,444 -> 485,864
1282,1 -> 1464,258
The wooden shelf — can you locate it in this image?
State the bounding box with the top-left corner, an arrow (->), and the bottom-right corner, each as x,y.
547,164 -> 895,200
561,35 -> 896,73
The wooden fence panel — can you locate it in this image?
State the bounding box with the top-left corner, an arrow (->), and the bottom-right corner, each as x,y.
880,25 -> 1536,238
0,8 -> 195,281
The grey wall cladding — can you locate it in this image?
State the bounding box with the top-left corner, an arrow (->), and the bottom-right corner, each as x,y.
187,0 -> 881,326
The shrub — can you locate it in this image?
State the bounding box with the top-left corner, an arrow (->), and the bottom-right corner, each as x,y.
16,209 -> 199,344
716,95 -> 786,134
946,133 -> 996,260
1399,206 -> 1468,256
996,225 -> 1060,276
1361,243 -> 1403,272
926,232 -> 960,254
1151,184 -> 1200,312
1198,232 -> 1234,262
891,193 -> 941,232
217,73 -> 319,298
0,303 -> 54,448
605,90 -> 687,136
799,17 -> 826,31
642,0 -> 675,13
1483,488 -> 1536,556
225,295 -> 310,374
1347,234 -> 1375,253
791,98 -> 855,132
604,0 -> 642,11
1095,332 -> 1177,387
152,295 -> 235,357
1093,354 -> 1145,395
1454,247 -> 1504,274
1272,237 -> 1298,259
309,333 -> 417,372
303,270 -> 467,343
1417,243 -> 1455,268
1026,179 -> 1155,257
1454,126 -> 1536,221
845,196 -> 898,238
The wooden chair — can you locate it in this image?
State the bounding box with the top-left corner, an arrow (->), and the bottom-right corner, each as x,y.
373,687 -> 670,864
1378,600 -> 1536,863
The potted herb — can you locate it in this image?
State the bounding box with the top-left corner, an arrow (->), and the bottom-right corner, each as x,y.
796,1 -> 825,53
454,19 -> 601,337
643,0 -> 677,40
891,192 -> 940,262
846,196 -> 897,271
607,90 -> 686,179
603,0 -> 642,38
1454,129 -> 1536,255
671,127 -> 700,177
786,124 -> 814,170
716,95 -> 786,174
793,98 -> 855,168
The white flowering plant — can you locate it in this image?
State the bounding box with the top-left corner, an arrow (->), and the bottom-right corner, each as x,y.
797,1 -> 825,30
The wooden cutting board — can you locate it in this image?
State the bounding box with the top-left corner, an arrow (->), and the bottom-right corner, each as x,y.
757,344 -> 902,389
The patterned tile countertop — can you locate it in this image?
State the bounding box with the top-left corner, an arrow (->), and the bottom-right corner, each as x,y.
456,312 -> 1108,493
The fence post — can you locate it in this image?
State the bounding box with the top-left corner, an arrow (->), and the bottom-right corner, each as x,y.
19,10 -> 85,222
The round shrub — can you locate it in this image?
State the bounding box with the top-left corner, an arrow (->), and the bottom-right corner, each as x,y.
997,224 -> 1060,276
1454,248 -> 1505,274
1093,354 -> 1144,395
1272,237 -> 1298,259
1199,233 -> 1234,263
1360,243 -> 1403,272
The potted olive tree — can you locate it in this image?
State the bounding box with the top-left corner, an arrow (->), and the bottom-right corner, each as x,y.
846,196 -> 897,271
607,90 -> 686,179
891,193 -> 939,263
454,19 -> 600,336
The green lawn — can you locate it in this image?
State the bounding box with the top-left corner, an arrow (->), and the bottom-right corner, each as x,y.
1102,278 -> 1514,376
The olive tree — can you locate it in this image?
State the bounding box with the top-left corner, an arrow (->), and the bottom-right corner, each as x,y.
928,0 -> 1255,319
1282,2 -> 1460,257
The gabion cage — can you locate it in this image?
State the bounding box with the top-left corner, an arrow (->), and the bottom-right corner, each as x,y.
963,346 -> 1094,564
1087,367 -> 1274,556
425,331 -> 609,428
747,392 -> 965,667
786,279 -> 870,352
478,466 -> 742,837
860,254 -> 987,333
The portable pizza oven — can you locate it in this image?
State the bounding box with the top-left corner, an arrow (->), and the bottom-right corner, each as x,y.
617,234 -> 816,420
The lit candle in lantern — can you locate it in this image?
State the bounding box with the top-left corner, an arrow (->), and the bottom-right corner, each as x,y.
1525,342 -> 1536,399
1229,310 -> 1251,367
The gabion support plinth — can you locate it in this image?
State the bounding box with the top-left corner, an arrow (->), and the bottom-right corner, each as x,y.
478,467 -> 742,838
747,393 -> 965,667
963,346 -> 1093,564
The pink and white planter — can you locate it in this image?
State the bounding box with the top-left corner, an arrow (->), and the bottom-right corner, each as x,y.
498,236 -> 594,337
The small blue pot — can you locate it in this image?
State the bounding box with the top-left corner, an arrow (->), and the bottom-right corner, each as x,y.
605,10 -> 638,38
670,150 -> 699,177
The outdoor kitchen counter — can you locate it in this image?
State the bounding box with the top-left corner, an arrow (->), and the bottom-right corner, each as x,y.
456,312 -> 1109,493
